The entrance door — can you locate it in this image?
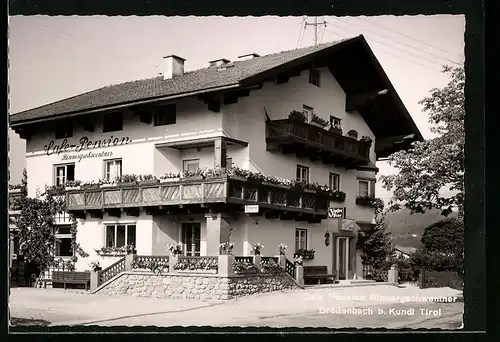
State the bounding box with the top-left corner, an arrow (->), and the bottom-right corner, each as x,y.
181,223 -> 201,256
336,237 -> 350,280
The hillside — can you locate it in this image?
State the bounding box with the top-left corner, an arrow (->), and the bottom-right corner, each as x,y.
385,209 -> 458,248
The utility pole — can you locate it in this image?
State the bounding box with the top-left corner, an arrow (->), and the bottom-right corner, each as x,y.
305,16 -> 327,45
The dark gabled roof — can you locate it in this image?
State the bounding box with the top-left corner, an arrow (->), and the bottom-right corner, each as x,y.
9,39 -> 350,125
9,35 -> 423,147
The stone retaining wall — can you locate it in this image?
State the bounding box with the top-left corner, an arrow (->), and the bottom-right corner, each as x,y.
95,271 -> 298,300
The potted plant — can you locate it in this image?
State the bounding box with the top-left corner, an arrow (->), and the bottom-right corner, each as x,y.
328,125 -> 342,135
89,260 -> 102,272
168,243 -> 183,255
347,129 -> 359,139
100,179 -> 117,188
278,243 -> 287,256
138,174 -> 159,185
289,110 -> 307,123
252,242 -> 264,255
294,255 -> 304,266
183,169 -> 204,180
260,258 -> 283,274
360,135 -> 373,144
220,241 -> 235,255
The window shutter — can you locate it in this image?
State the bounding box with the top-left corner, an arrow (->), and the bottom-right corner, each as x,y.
370,181 -> 376,196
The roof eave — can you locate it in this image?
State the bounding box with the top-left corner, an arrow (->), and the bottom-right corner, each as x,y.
355,35 -> 424,142
9,83 -> 241,127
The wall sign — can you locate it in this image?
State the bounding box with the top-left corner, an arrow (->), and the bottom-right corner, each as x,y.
44,136 -> 132,162
328,207 -> 345,219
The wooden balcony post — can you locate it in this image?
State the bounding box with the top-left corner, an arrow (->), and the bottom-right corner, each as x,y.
214,137 -> 227,168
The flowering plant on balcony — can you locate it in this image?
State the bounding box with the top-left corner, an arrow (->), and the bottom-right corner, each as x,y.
65,180 -> 82,188
220,242 -> 235,255
294,248 -> 315,260
160,172 -> 182,180
95,244 -> 135,256
347,129 -> 359,139
131,259 -> 169,274
252,242 -> 264,255
278,243 -> 287,255
199,167 -> 228,179
260,258 -> 283,273
173,257 -> 218,271
168,243 -> 183,255
311,114 -> 330,127
360,135 -> 373,143
289,110 -> 307,122
89,260 -> 102,272
356,195 -> 383,208
45,184 -> 66,196
232,260 -> 259,274
117,174 -> 139,184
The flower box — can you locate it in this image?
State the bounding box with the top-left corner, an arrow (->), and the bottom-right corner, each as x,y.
100,183 -> 116,188
309,121 -> 324,128
304,188 -> 316,194
138,179 -> 159,186
185,175 -> 203,181
230,175 -> 247,182
262,181 -> 289,189
160,178 -> 180,183
97,252 -> 127,257
65,186 -> 81,191
329,127 -> 342,135
82,184 -> 100,190
117,181 -> 138,188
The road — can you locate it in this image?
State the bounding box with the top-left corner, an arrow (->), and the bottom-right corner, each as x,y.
9,285 -> 463,329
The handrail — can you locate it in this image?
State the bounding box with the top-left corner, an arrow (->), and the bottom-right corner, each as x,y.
98,256 -> 126,286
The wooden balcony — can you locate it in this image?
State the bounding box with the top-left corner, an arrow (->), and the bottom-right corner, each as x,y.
65,176 -> 330,219
266,119 -> 371,167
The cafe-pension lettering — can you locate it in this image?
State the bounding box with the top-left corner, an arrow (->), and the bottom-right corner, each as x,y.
43,136 -> 132,162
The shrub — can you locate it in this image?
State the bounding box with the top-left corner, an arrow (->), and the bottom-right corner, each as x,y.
232,260 -> 259,274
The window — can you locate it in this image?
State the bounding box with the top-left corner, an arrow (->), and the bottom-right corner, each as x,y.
302,105 -> 314,122
105,224 -> 136,248
309,68 -> 320,87
295,229 -> 308,251
183,159 -> 200,172
296,165 -> 309,182
154,104 -> 177,126
102,112 -> 123,132
55,225 -> 72,257
330,116 -> 342,130
54,164 -> 75,186
329,173 -> 340,190
358,180 -> 371,197
104,159 -> 122,181
226,157 -> 233,169
55,120 -> 73,139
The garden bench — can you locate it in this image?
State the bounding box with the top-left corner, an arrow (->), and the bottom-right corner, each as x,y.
52,271 -> 91,290
303,266 -> 337,285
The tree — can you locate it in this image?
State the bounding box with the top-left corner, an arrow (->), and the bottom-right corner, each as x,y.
410,218 -> 464,274
356,198 -> 395,280
380,66 -> 464,217
15,170 -> 88,284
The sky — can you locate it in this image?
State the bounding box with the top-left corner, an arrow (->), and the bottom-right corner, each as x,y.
8,15 -> 465,203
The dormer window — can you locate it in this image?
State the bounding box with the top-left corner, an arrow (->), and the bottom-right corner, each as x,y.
103,112 -> 123,133
154,104 -> 176,126
309,68 -> 320,87
55,120 -> 73,139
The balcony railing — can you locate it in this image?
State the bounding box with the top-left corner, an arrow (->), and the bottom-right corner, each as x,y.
266,119 -> 371,164
65,176 -> 329,215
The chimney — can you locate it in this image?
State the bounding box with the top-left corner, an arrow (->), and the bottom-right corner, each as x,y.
238,53 -> 260,61
209,58 -> 231,67
163,55 -> 186,79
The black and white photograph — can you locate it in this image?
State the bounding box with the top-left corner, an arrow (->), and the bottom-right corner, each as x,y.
8,14 -> 466,329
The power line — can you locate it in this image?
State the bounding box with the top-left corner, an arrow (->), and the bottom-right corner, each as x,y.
296,17 -> 306,48
334,17 -> 461,66
356,17 -> 462,62
324,20 -> 449,70
322,28 -> 442,73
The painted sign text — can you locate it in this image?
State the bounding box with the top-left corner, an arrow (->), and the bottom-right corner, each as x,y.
44,136 -> 132,156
